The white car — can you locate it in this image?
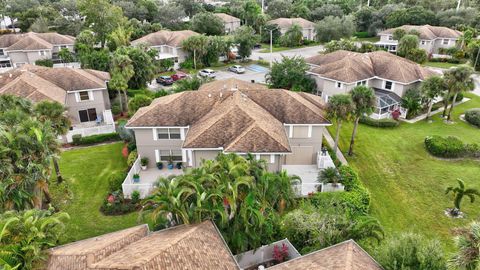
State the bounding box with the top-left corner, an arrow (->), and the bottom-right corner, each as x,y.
228,65 -> 246,74
198,69 -> 216,78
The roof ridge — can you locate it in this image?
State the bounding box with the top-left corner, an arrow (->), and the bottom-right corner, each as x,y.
282,90 -> 325,121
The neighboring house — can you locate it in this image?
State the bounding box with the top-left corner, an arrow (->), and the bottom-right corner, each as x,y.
306,50 -> 437,119
267,18 -> 316,41
131,30 -> 199,69
0,64 -> 114,142
0,32 -> 75,70
123,78 -> 333,198
214,13 -> 241,33
375,24 -> 462,55
47,221 -> 382,270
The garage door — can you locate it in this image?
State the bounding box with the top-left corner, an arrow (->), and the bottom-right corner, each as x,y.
286,146 -> 314,165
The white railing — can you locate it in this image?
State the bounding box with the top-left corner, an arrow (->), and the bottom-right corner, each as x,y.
234,239 -> 301,269
53,62 -> 81,68
317,151 -> 335,169
122,157 -> 155,199
65,110 -> 116,142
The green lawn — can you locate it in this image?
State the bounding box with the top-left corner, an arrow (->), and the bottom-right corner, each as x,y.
332,93 -> 480,252
258,42 -> 321,53
423,61 -> 462,69
51,143 -> 139,243
356,36 -> 380,43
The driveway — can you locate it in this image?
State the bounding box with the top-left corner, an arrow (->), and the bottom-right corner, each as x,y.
251,45 -> 324,64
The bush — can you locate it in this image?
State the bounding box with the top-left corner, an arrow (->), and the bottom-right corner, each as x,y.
108,171 -> 127,192
465,108 -> 480,127
405,48 -> 427,64
354,31 -> 370,38
71,132 -> 120,146
131,190 -> 140,204
180,58 -> 195,69
449,92 -> 464,102
359,116 -> 400,128
126,89 -> 154,98
111,102 -> 121,115
429,57 -> 465,64
127,150 -> 138,167
424,135 -> 480,158
100,191 -> 138,215
154,89 -> 169,98
35,59 -> 54,67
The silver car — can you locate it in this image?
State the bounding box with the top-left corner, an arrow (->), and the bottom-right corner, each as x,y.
228,65 -> 246,74
198,69 -> 216,78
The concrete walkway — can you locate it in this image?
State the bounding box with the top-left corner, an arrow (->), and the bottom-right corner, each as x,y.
323,129 -> 349,165
400,98 -> 471,124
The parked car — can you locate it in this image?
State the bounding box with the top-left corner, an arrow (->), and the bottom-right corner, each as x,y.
171,72 -> 188,81
156,76 -> 174,85
228,65 -> 246,74
253,43 -> 262,49
198,69 -> 216,78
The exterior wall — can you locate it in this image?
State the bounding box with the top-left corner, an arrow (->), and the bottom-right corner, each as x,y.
192,150 -> 222,167
7,50 -> 52,66
65,89 -> 110,123
284,125 -> 324,165
378,34 -> 458,54
52,44 -> 74,54
224,21 -> 241,34
432,38 -> 457,54
279,27 -> 316,41
379,34 -> 393,43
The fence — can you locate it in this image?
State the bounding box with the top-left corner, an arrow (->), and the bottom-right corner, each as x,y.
121,157 -> 154,199
64,110 -> 115,142
234,239 -> 301,269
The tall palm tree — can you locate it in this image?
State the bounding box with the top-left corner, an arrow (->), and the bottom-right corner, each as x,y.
110,50 -> 135,113
443,66 -> 475,121
327,94 -> 354,153
449,221 -> 480,270
445,179 -> 480,214
348,86 -> 375,156
34,101 -> 71,183
420,76 -> 446,121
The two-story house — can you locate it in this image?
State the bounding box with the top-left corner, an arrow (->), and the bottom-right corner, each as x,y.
0,64 -> 114,142
131,30 -> 199,69
214,13 -> 241,34
306,50 -> 437,119
267,18 -> 316,41
0,32 -> 75,70
375,24 -> 462,55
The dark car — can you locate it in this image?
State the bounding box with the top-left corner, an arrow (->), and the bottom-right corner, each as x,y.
156,76 -> 174,86
171,72 -> 187,81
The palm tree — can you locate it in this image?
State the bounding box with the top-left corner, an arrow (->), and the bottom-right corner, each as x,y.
420,76 -> 446,121
34,101 -> 71,183
110,50 -> 135,113
327,94 -> 354,153
445,179 -> 480,214
449,221 -> 480,270
443,66 -> 475,121
348,86 -> 375,156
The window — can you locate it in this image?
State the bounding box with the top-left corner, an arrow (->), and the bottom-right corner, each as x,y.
60,45 -> 68,49
0,49 -> 3,56
384,81 -> 393,90
388,35 -> 393,41
443,39 -> 449,45
78,91 -> 90,101
356,80 -> 367,86
159,150 -> 182,161
336,82 -> 342,88
157,128 -> 181,139
39,51 -> 46,56
421,40 -> 426,45
78,108 -> 97,122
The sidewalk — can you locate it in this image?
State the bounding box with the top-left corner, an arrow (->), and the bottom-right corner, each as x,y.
323,129 -> 349,165
400,98 -> 470,124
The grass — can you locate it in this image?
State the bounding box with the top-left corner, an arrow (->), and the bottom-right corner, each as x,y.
355,36 -> 380,43
423,61 -> 462,69
258,42 -> 321,53
331,93 -> 480,252
51,142 -> 139,243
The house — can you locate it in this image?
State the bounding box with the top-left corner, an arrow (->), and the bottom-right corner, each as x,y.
131,30 -> 199,69
0,64 -> 114,142
123,78 -> 333,198
47,221 -> 382,270
375,24 -> 462,55
0,32 -> 75,70
267,18 -> 316,41
47,221 -> 240,270
214,13 -> 241,33
306,50 -> 437,119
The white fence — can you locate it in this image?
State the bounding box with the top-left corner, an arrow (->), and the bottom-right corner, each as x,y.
234,239 -> 301,269
53,62 -> 81,68
65,110 -> 115,142
122,157 -> 155,199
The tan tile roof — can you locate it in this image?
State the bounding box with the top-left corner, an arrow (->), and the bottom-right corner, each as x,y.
379,24 -> 462,40
214,13 -> 241,23
131,30 -> 199,47
306,50 -> 436,83
48,221 -> 239,270
0,65 -> 110,103
126,78 -> 329,153
267,18 -> 315,29
270,240 -> 384,270
1,32 -> 75,51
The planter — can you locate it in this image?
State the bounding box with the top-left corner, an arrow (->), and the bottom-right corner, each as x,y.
176,162 -> 183,169
141,165 -> 147,170
156,162 -> 164,170
133,174 -> 140,183
167,163 -> 174,170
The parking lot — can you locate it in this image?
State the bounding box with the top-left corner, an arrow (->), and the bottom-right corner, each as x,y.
214,64 -> 270,84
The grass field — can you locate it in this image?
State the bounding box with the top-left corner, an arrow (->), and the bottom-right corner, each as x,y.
331,93 -> 480,252
423,61 -> 462,69
51,143 -> 139,243
356,36 -> 380,43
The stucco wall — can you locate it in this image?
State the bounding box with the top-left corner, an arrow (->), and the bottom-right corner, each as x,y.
133,128 -> 186,168
285,125 -> 324,165
65,89 -> 110,123
8,50 -> 52,66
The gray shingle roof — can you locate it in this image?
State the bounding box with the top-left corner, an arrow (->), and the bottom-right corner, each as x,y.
379,25 -> 462,40
131,30 -> 199,47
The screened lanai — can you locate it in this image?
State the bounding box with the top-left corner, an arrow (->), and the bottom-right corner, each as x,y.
371,89 -> 402,119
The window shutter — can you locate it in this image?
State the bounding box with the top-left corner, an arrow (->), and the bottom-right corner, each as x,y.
155,150 -> 160,162
152,128 -> 157,141
75,92 -> 80,102
88,91 -> 94,101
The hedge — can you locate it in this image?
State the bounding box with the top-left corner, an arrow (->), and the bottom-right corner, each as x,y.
35,59 -> 54,67
424,135 -> 480,158
71,132 -> 121,146
359,116 -> 399,128
465,108 -> 480,128
108,171 -> 127,192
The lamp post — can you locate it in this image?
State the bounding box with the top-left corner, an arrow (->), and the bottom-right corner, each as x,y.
269,29 -> 273,68
474,45 -> 480,71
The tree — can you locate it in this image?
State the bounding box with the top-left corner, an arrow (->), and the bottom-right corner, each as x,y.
386,6 -> 437,28
405,48 -> 427,64
468,40 -> 480,71
327,94 -> 353,153
107,25 -> 132,52
348,86 -> 375,156
315,15 -> 356,43
354,7 -> 375,33
241,0 -> 262,28
445,179 -> 480,214
420,76 -> 446,120
182,35 -> 209,69
203,36 -> 229,67
401,88 -> 422,119
310,4 -> 344,21
191,12 -> 224,36
153,4 -> 186,30
261,24 -> 281,44
397,34 -> 419,57
78,0 -> 127,47
110,50 -> 134,113
436,8 -> 478,29
392,28 -> 406,41
34,101 -> 71,184
58,48 -> 74,64
443,66 -> 474,121
324,37 -> 357,53
128,94 -> 152,115
233,26 -> 259,60
266,56 -> 316,92
280,24 -> 303,47
450,221 -> 480,270
266,0 -> 293,18
0,209 -> 70,269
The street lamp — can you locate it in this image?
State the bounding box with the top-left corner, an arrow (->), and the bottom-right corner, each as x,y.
269,29 -> 273,68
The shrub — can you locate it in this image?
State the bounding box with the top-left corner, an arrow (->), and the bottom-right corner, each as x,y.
100,191 -> 138,215
449,92 -> 464,102
465,108 -> 480,127
35,59 -> 53,67
359,116 -> 400,128
154,89 -> 169,98
127,150 -> 138,167
131,190 -> 140,204
424,135 -> 479,158
405,48 -> 427,64
72,134 -> 82,145
111,102 -> 121,115
108,171 -> 127,192
71,132 -> 120,145
180,58 -> 194,69
354,31 -> 370,38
